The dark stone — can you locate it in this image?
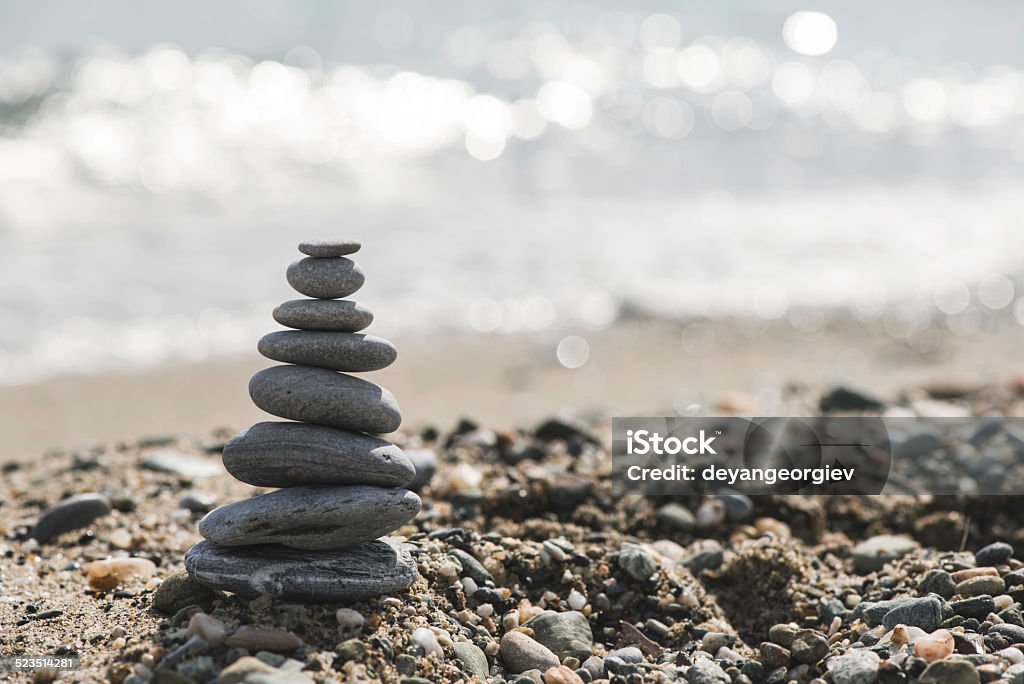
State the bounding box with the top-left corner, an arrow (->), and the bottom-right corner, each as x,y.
819,386 -> 885,412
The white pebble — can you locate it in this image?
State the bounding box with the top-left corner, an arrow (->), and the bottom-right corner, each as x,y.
568,590 -> 587,611
110,625 -> 126,640
336,608 -> 365,630
187,612 -> 226,647
997,647 -> 1024,664
477,603 -> 494,618
461,577 -> 478,595
502,610 -> 520,631
438,561 -> 460,579
995,594 -> 1014,610
696,499 -> 726,528
412,626 -> 443,659
431,627 -> 453,648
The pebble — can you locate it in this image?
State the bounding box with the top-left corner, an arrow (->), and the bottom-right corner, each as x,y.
955,575 -> 1005,597
335,608 -> 365,630
222,422 -> 414,488
851,535 -> 919,573
790,629 -> 829,664
716,493 -> 754,520
656,503 -> 695,531
448,549 -> 494,584
334,638 -> 366,663
500,631 -> 560,674
31,493 -> 111,543
989,623 -> 1024,643
273,299 -> 373,332
219,656 -> 286,684
184,537 -> 417,601
526,611 -> 594,661
249,365 -> 402,434
258,331 -> 397,372
951,595 -> 996,619
199,485 -> 419,550
758,643 -> 790,669
224,627 -> 303,652
819,386 -> 885,412
286,257 -> 364,299
686,658 -> 730,684
567,589 -> 587,611
606,647 -> 643,664
179,491 -> 217,513
827,650 -> 880,684
411,627 -> 443,659
882,596 -> 943,631
152,569 -> 223,614
544,665 -> 584,684
919,569 -> 957,598
188,613 -> 226,647
975,541 -> 1014,566
918,658 -> 980,684
581,656 -> 605,680
914,629 -> 954,661
405,449 -> 438,492
617,546 -> 658,582
84,557 -> 156,590
298,239 -> 360,257
143,451 -> 223,478
453,641 -> 489,680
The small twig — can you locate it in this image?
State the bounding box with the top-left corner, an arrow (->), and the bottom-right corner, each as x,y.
959,514 -> 971,553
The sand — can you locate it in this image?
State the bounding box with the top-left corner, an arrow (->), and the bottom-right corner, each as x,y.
2,314 -> 1023,462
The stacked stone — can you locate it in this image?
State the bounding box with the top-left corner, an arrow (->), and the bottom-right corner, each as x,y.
185,239 -> 420,602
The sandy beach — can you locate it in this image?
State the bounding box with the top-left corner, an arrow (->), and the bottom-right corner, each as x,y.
3,313 -> 1023,463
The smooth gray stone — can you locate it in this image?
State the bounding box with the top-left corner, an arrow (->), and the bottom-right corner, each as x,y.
198,485 -> 420,550
222,422 -> 414,488
249,365 -> 401,434
286,257 -> 364,299
184,537 -> 417,602
273,299 -> 373,332
257,332 -> 397,372
31,493 -> 111,543
298,239 -> 360,258
405,448 -> 437,492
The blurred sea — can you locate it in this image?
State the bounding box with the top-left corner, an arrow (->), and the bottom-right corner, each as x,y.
1,1 -> 1023,384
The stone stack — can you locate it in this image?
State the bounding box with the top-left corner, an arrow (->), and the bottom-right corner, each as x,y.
185,239 -> 420,602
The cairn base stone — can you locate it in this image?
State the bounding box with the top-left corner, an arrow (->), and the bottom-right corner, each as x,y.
185,537 -> 417,602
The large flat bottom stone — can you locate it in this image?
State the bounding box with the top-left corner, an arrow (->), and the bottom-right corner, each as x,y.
184,537 -> 418,602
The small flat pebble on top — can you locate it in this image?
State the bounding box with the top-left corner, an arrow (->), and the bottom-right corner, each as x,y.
31,493 -> 111,543
298,239 -> 360,257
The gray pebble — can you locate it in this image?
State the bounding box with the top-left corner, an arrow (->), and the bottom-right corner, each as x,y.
448,548 -> 494,584
525,610 -> 593,661
273,299 -> 374,332
656,503 -> 695,531
975,541 -> 1014,566
989,623 -> 1024,644
716,493 -> 754,521
882,596 -> 942,631
606,647 -> 644,664
686,658 -> 730,684
31,493 -> 111,543
918,658 -> 979,684
617,546 -> 658,582
179,491 -> 217,513
258,331 -> 397,372
198,485 -> 420,550
1004,569 -> 1024,588
452,641 -> 489,680
298,239 -> 360,257
184,537 -> 417,602
581,655 -> 606,680
249,366 -> 401,434
851,535 -> 919,573
405,449 -> 437,492
828,650 -> 880,684
790,629 -> 828,664
286,257 -> 364,299
919,569 -> 957,599
951,595 -> 995,619
222,422 -> 414,488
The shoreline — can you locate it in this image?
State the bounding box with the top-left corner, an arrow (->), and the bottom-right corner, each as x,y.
3,314 -> 1023,461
